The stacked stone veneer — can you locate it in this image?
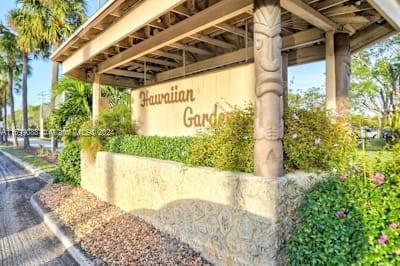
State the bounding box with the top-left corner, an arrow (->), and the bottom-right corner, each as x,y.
81,152 -> 320,265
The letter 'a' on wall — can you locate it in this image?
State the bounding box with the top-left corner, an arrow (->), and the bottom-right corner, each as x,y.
131,63 -> 256,136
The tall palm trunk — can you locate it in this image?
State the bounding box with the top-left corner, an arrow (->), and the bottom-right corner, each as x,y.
3,90 -> 7,144
50,43 -> 60,153
22,52 -> 30,149
8,67 -> 18,146
0,103 -> 2,143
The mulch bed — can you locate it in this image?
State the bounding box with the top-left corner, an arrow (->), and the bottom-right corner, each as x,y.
38,183 -> 211,265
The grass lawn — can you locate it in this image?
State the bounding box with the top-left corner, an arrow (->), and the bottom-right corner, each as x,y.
0,146 -> 59,177
356,149 -> 392,172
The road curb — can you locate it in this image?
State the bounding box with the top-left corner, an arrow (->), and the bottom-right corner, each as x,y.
0,149 -> 54,183
0,149 -> 94,265
30,194 -> 94,266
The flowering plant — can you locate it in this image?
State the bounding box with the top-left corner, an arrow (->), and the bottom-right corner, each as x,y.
286,171 -> 400,265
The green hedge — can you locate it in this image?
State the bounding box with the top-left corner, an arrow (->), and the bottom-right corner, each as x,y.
106,135 -> 192,163
105,105 -> 356,174
57,142 -> 81,185
286,170 -> 400,265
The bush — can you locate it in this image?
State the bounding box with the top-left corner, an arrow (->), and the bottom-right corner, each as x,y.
284,107 -> 356,173
57,142 -> 81,185
189,105 -> 254,172
286,172 -> 400,265
189,104 -> 356,174
80,104 -> 134,160
104,105 -> 356,174
62,115 -> 89,144
377,143 -> 400,175
106,135 -> 192,163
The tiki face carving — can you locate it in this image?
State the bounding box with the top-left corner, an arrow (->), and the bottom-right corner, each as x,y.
254,26 -> 281,73
254,0 -> 282,97
253,0 -> 284,177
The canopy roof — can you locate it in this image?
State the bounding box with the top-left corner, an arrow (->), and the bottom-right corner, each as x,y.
52,0 -> 400,88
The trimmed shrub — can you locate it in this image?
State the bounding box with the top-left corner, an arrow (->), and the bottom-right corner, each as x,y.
57,142 -> 81,185
104,105 -> 356,174
106,135 -> 192,163
189,105 -> 254,173
286,172 -> 400,265
284,107 -> 356,173
189,104 -> 356,174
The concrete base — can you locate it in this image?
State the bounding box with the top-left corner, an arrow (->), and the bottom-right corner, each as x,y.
82,152 -> 321,265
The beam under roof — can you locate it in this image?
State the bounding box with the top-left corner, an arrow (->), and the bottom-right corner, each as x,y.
69,69 -> 138,88
351,22 -> 394,52
97,0 -> 253,74
156,27 -> 325,82
107,69 -> 155,79
281,0 -> 337,32
62,0 -> 185,74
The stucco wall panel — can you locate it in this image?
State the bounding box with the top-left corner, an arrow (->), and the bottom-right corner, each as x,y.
131,63 -> 255,136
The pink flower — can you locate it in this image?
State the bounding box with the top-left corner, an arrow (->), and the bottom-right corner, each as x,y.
371,172 -> 385,186
378,234 -> 389,245
339,175 -> 348,181
389,221 -> 397,229
336,210 -> 347,219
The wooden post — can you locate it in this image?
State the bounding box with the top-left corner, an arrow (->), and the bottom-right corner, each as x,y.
254,0 -> 284,178
282,52 -> 289,111
325,31 -> 336,111
92,72 -> 101,124
335,33 -> 351,114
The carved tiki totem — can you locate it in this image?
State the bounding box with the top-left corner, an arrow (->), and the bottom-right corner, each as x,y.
253,0 -> 284,177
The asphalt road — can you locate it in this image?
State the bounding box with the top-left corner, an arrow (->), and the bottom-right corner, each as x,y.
16,138 -> 64,152
0,152 -> 77,265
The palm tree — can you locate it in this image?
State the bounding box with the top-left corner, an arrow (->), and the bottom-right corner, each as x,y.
0,24 -> 21,146
17,0 -> 86,152
0,75 -> 6,144
53,77 -> 92,118
8,8 -> 49,149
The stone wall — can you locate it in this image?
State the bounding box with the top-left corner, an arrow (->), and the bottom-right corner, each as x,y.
81,152 -> 319,265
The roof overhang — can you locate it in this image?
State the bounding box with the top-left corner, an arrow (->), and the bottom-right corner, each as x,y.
52,0 -> 399,88
367,0 -> 400,31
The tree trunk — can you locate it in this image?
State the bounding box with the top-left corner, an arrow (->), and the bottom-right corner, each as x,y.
3,89 -> 7,144
22,52 -> 30,149
50,43 -> 60,153
377,113 -> 386,139
8,67 -> 18,146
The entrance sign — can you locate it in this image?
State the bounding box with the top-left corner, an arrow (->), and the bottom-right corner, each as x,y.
131,64 -> 255,136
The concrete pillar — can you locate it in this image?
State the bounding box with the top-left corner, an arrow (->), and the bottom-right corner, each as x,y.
335,33 -> 351,114
92,73 -> 101,124
254,0 -> 284,178
325,31 -> 336,111
282,52 -> 289,111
